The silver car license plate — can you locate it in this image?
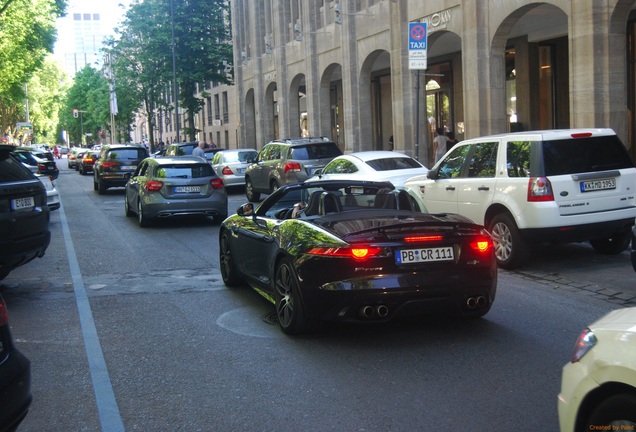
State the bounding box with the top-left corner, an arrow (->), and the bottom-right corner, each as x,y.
175,186 -> 201,193
11,196 -> 35,211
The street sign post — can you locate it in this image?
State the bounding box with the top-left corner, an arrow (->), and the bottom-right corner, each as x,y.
408,22 -> 427,70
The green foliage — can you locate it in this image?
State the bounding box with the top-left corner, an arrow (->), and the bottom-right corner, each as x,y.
59,66 -> 110,146
27,57 -> 69,143
107,0 -> 233,145
0,0 -> 67,138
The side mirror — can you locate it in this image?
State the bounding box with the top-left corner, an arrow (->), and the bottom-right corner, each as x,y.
427,169 -> 439,180
237,203 -> 254,217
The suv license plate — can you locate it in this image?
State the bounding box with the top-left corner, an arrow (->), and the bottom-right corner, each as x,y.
395,247 -> 454,264
11,196 -> 35,211
580,178 -> 616,192
175,186 -> 201,193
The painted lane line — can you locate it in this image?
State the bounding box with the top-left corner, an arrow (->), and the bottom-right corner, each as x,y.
59,200 -> 125,432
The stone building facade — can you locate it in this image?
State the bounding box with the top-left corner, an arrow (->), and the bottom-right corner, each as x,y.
231,0 -> 636,168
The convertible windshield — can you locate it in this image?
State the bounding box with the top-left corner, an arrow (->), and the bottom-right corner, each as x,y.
259,183 -> 419,218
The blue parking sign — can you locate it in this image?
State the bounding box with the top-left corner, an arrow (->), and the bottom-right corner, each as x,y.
409,23 -> 427,50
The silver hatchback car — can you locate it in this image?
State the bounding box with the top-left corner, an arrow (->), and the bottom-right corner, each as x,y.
210,149 -> 258,190
124,156 -> 228,227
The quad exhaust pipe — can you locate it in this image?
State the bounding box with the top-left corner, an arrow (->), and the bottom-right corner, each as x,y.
466,295 -> 488,310
359,304 -> 389,319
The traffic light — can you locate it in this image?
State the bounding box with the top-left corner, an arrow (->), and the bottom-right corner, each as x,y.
73,109 -> 79,118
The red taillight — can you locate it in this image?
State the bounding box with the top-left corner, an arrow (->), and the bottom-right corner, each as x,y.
84,157 -> 94,163
307,246 -> 383,260
284,162 -> 302,173
38,164 -> 47,171
102,161 -> 117,169
0,299 -> 8,326
405,235 -> 443,243
527,176 -> 554,202
469,238 -> 493,253
210,178 -> 224,190
144,180 -> 163,192
571,132 -> 593,138
221,166 -> 233,176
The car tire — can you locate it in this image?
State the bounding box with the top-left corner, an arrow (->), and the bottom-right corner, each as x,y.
138,200 -> 150,227
488,213 -> 528,269
245,177 -> 260,202
219,231 -> 241,287
93,176 -> 98,191
274,258 -> 316,335
586,393 -> 636,428
124,195 -> 134,217
98,179 -> 107,195
270,180 -> 279,194
590,229 -> 631,255
78,166 -> 83,175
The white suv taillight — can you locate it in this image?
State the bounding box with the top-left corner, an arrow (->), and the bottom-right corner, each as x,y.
527,176 -> 554,202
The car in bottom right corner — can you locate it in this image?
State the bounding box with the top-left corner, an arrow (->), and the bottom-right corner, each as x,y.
403,128 -> 636,269
558,307 -> 636,431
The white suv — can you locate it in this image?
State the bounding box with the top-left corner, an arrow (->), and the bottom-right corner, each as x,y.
403,129 -> 636,268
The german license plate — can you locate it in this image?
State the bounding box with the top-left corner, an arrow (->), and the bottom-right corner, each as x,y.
237,168 -> 245,174
11,196 -> 35,211
395,247 -> 454,264
580,178 -> 615,192
122,165 -> 136,170
175,186 -> 201,193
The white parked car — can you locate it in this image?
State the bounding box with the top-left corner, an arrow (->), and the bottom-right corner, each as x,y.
558,307 -> 636,431
403,129 -> 636,268
37,175 -> 60,211
307,151 -> 428,188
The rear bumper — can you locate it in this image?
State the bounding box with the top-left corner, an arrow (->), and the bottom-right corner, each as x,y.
143,198 -> 228,220
0,349 -> 32,432
0,216 -> 50,278
298,264 -> 497,322
520,217 -> 634,244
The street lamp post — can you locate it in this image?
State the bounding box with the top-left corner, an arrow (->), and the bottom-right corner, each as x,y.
170,0 -> 180,142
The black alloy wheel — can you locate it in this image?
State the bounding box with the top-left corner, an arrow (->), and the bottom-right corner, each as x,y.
124,195 -> 134,217
274,258 -> 314,335
219,231 -> 240,287
138,200 -> 149,227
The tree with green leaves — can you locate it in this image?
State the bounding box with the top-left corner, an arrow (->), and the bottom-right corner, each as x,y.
27,57 -> 69,144
59,66 -> 110,146
0,0 -> 67,139
108,0 -> 233,148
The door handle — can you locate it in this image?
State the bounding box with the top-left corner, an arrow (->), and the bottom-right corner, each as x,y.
478,186 -> 490,191
445,186 -> 456,191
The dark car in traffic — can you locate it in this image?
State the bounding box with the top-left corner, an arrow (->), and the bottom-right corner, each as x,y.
219,180 -> 497,335
0,292 -> 32,431
0,145 -> 51,280
78,151 -> 99,175
11,148 -> 59,180
124,156 -> 228,227
93,144 -> 148,194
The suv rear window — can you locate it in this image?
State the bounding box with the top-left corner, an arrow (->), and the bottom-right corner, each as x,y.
541,136 -> 635,176
289,143 -> 341,160
1,153 -> 35,181
155,164 -> 215,179
107,148 -> 146,160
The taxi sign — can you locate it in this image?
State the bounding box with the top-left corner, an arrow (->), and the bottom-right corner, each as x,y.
408,22 -> 427,70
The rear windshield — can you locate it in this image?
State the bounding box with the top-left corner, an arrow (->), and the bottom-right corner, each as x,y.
365,157 -> 422,171
224,150 -> 258,163
542,136 -> 635,175
0,152 -> 36,181
155,164 -> 215,179
289,143 -> 342,160
107,148 -> 147,160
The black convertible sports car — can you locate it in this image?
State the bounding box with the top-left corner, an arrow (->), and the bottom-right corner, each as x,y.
219,180 -> 497,335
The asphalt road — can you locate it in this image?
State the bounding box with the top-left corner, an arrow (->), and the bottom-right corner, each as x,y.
2,158 -> 635,431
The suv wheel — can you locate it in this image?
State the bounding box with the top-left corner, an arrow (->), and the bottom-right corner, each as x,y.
270,180 -> 279,194
488,213 -> 528,269
97,179 -> 107,195
245,177 -> 260,202
590,229 -> 631,255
